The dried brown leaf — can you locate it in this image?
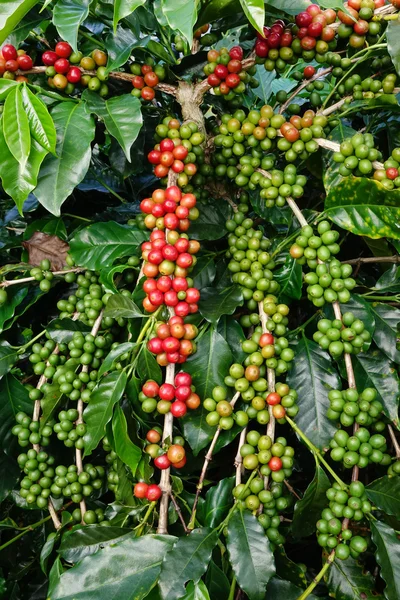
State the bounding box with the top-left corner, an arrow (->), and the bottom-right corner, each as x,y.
22,232 -> 69,270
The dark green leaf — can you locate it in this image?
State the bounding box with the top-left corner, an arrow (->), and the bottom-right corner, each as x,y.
374,265 -> 400,294
50,534 -> 175,600
58,525 -> 133,563
182,409 -> 240,456
53,0 -> 91,52
70,222 -> 146,270
98,342 -> 135,378
369,303 -> 400,364
41,532 -> 58,575
83,370 -> 127,457
371,520 -> 400,600
137,347 -> 162,385
199,285 -> 243,326
21,85 -> 56,153
352,349 -> 400,426
217,316 -> 246,364
366,476 -> 400,520
112,405 -> 141,476
161,0 -> 197,45
0,452 -> 19,503
327,555 -> 380,600
158,528 -> 218,600
104,294 -> 144,319
3,86 -> 30,167
239,0 -> 264,34
0,374 -> 32,453
188,198 -> 230,241
265,0 -> 311,14
287,337 -> 339,449
40,382 -> 63,428
99,264 -> 135,294
46,318 -> 90,344
191,256 -> 216,290
292,466 -> 330,538
323,125 -> 356,193
205,561 -> 230,600
325,177 -> 400,240
0,285 -> 28,332
227,509 -> 275,600
252,65 -> 275,104
274,547 -> 308,589
274,255 -> 302,300
387,21 -> 400,77
0,0 -> 39,44
48,557 -> 64,597
266,578 -> 319,600
203,476 -> 234,528
0,341 -> 18,378
105,26 -> 149,74
113,0 -> 146,31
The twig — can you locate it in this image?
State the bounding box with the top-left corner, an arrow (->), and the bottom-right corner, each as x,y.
284,479 -> 301,501
235,427 -> 247,487
157,362 -> 175,534
342,255 -> 400,265
170,493 -> 189,533
0,268 -> 84,288
388,425 -> 400,459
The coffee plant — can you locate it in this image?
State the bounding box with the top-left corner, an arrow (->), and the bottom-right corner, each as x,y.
0,0 -> 400,598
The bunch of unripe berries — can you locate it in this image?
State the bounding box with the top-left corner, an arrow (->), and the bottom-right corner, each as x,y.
205,46 -> 249,97
290,221 -> 341,268
330,427 -> 389,469
313,312 -> 371,358
12,412 -> 52,448
0,44 -> 33,81
139,372 -> 200,417
240,431 -> 294,481
130,61 -> 166,101
54,409 -> 86,449
374,146 -> 400,190
334,72 -> 396,104
140,186 -> 199,232
258,165 -> 307,208
333,132 -> 381,177
316,481 -> 371,559
203,385 -> 247,429
304,259 -> 356,307
327,387 -> 384,427
147,316 -> 197,365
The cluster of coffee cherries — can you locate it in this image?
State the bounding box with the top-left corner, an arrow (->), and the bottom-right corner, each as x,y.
139,372 -> 200,417
147,316 -> 198,365
290,221 -> 341,268
330,427 -> 389,469
374,146 -> 400,190
313,312 -> 371,358
12,412 -> 52,448
335,0 -> 383,49
316,481 -> 371,559
54,409 -> 86,449
388,460 -> 400,477
240,431 -> 294,481
327,387 -> 384,427
205,46 -> 250,98
130,61 -> 166,101
148,119 -> 204,184
334,72 -> 396,105
145,429 -> 187,471
333,133 -> 381,177
203,385 -> 248,429
304,259 -> 356,307
234,479 -> 292,546
258,165 -> 307,208
140,186 -> 199,232
0,44 -> 33,81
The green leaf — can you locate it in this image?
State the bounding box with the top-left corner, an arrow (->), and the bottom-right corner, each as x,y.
161,0 -> 198,45
40,382 -> 64,429
104,294 -> 144,319
50,534 -> 175,600
387,21 -> 400,77
58,526 -> 133,563
369,303 -> 400,364
199,285 -> 243,326
366,476 -> 400,520
252,66 -> 275,104
84,91 -> 143,161
0,79 -> 19,101
158,528 -> 218,600
371,520 -> 400,600
274,255 -> 302,300
188,197 -> 230,241
112,405 -> 141,476
239,0 -> 264,34
203,476 -> 234,528
99,264 -> 135,295
179,581 -> 210,600
0,0 -> 39,44
182,409 -> 240,456
205,561 -> 230,600
227,509 -> 275,600
0,374 -> 32,453
98,342 -> 135,378
69,222 -> 147,270
53,0 -> 91,52
374,265 -> 400,294
3,86 -> 31,167
274,547 -> 308,589
41,532 -> 58,574
0,121 -> 47,214
21,85 -> 56,153
217,316 -> 246,364
325,177 -> 400,239
191,256 -> 216,290
266,579 -> 319,600
105,26 -> 148,74
83,370 -> 127,457
34,102 -> 95,216
0,452 -> 20,503
113,0 -> 146,32
46,318 -> 90,344
0,286 -> 28,332
287,337 -> 339,449
264,0 -> 311,15
323,125 -> 357,193
292,466 -> 330,538
327,555 -> 378,600
137,347 -> 162,385
0,341 -> 18,378
352,349 -> 400,426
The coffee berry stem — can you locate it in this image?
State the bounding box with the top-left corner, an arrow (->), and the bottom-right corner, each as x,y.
217,469 -> 258,533
0,268 -> 84,288
135,501 -> 157,537
296,551 -> 335,600
16,329 -> 47,353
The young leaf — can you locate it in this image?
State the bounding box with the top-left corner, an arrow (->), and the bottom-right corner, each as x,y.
3,86 -> 31,167
83,370 -> 127,456
113,0 -> 146,33
53,0 -> 91,51
227,509 -> 275,600
371,520 -> 400,600
199,285 -> 243,326
69,222 -> 147,270
34,103 -> 95,216
239,0 -> 264,35
292,466 -> 331,538
104,294 -> 144,319
366,476 -> 400,520
46,318 -> 90,344
112,405 -> 141,476
98,342 -> 135,378
160,0 -> 198,46
287,337 -> 339,449
387,20 -> 400,77
0,0 -> 39,45
0,374 -> 32,452
20,85 -> 56,153
179,580 -> 210,600
58,525 -> 133,563
158,528 -> 218,600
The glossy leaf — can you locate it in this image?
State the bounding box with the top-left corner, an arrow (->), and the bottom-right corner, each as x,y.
323,125 -> 356,193
371,520 -> 400,600
40,382 -> 64,428
205,561 -> 230,600
40,529 -> 57,574
58,525 -> 133,563
253,66 -> 275,104
0,0 -> 39,45
374,265 -> 400,294
51,534 -> 175,600
325,177 -> 400,239
53,0 -> 91,51
46,318 -> 90,344
0,79 -> 19,101
274,255 -> 302,300
105,26 -> 148,74
0,374 -> 32,453
158,528 -> 218,600
161,0 -> 197,45
21,85 -> 56,153
265,0 -> 311,14
0,285 -> 28,332
34,102 -> 95,216
239,0 -> 264,34
352,348 -> 400,426
179,580 -> 210,600
366,476 -> 400,519
83,370 -> 127,457
182,409 -> 240,456
292,466 -> 331,538
387,21 -> 400,77
98,342 -> 135,378
369,303 -> 400,364
217,316 -> 246,364
0,341 -> 18,378
70,222 -> 147,270
287,337 -> 339,449
112,405 -> 141,476
266,579 -> 318,600
191,256 -> 216,290
137,347 -> 162,385
327,556 -> 378,600
113,0 -> 146,31
188,198 -> 230,241
227,509 -> 275,600
104,294 -> 144,319
0,452 -> 20,503
84,91 -> 143,161
199,285 -> 243,326
203,476 -> 234,528
274,547 -> 308,590
99,264 -> 135,294
3,86 -> 30,167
